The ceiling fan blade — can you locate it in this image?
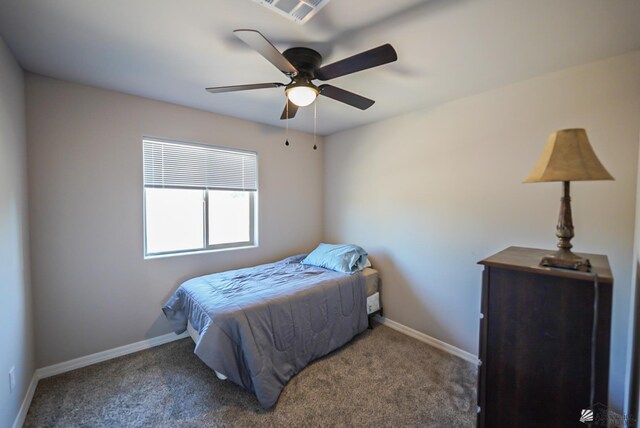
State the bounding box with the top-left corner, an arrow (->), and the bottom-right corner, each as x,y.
234,29 -> 298,76
319,85 -> 375,110
315,44 -> 397,81
280,99 -> 299,120
206,82 -> 284,94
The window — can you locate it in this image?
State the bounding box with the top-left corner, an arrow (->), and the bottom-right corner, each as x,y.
143,138 -> 257,257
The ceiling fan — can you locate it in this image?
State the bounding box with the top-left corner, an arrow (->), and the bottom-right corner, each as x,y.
206,30 -> 398,120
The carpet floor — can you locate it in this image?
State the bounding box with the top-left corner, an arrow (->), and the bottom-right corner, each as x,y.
24,323 -> 477,427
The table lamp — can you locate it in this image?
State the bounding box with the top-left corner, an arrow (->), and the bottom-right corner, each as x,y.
523,128 -> 614,271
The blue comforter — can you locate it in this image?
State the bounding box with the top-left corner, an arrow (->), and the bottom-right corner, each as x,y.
162,255 -> 368,408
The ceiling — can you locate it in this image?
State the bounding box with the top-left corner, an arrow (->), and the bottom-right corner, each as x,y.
1,0 -> 639,135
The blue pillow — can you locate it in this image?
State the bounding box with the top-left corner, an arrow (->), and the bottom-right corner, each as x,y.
301,243 -> 369,274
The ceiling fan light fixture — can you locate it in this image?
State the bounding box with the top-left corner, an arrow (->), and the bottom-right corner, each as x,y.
285,85 -> 318,107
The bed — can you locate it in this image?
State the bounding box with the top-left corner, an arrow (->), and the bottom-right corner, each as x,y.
162,253 -> 380,409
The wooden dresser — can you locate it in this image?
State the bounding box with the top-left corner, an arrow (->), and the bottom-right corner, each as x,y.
477,246 -> 613,427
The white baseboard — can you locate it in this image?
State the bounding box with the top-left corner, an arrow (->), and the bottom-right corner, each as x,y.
12,331 -> 188,428
373,315 -> 480,365
36,331 -> 188,380
12,374 -> 38,428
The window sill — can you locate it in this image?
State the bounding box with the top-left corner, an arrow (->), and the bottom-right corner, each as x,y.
144,244 -> 258,260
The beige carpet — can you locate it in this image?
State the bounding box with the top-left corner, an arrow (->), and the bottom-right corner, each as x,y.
25,323 -> 477,427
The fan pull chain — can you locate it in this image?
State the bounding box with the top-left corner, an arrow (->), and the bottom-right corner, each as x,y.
285,99 -> 290,147
313,100 -> 317,150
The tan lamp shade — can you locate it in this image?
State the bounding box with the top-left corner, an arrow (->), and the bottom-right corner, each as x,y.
523,128 -> 614,183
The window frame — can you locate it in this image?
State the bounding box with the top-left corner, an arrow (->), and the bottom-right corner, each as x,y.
142,137 -> 258,258
203,189 -> 256,251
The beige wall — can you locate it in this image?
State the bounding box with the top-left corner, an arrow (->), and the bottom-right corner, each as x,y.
324,51 -> 640,411
26,75 -> 324,368
628,138 -> 640,419
0,38 -> 34,427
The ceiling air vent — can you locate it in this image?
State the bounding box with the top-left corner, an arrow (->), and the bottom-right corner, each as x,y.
252,0 -> 331,24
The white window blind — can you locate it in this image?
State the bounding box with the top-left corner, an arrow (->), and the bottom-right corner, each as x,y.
143,139 -> 258,191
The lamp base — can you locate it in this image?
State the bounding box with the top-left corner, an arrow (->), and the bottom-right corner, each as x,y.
540,250 -> 591,272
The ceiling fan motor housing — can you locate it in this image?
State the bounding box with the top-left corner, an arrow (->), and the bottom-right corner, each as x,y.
283,47 -> 323,78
